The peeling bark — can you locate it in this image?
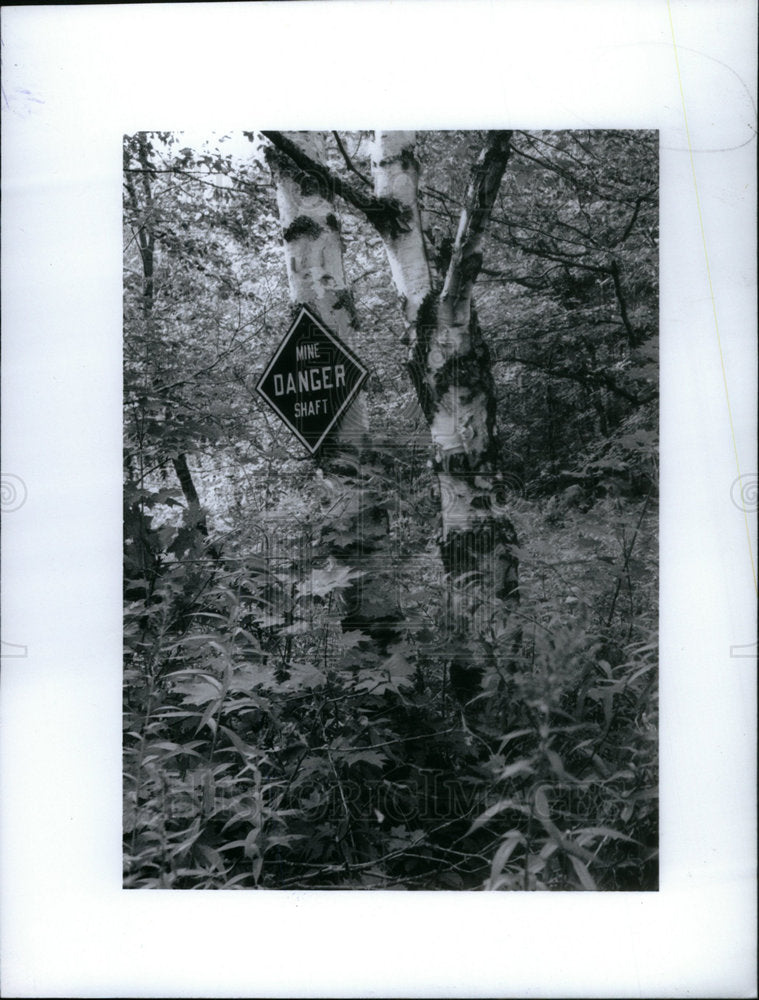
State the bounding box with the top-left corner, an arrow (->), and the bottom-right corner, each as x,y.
440,131 -> 512,319
370,131 -> 432,335
266,132 -> 368,451
266,132 -> 398,650
372,131 -> 521,695
263,130 -> 411,239
264,129 -> 522,692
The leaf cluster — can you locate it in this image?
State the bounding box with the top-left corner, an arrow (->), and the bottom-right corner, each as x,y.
125,480 -> 657,890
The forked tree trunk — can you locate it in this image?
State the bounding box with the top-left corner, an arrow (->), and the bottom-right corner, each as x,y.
262,129 -> 521,695
371,131 -> 520,696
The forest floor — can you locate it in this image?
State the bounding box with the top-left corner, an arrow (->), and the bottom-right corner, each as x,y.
124,489 -> 658,892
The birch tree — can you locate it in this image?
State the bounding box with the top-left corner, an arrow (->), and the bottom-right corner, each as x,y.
264,132 -> 399,650
266,133 -> 369,452
371,133 -> 520,641
262,130 -> 521,698
124,129 -> 660,890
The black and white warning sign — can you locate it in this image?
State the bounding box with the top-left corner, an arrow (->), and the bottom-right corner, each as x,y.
255,305 -> 369,454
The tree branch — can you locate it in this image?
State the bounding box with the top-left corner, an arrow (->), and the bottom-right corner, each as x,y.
331,131 -> 372,187
478,265 -> 555,290
510,140 -> 588,192
498,353 -> 652,405
441,130 -> 513,309
616,196 -> 644,245
610,259 -> 639,348
500,226 -> 612,274
260,130 -> 411,238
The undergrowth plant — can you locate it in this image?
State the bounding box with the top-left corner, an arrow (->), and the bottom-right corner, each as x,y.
124,478 -> 657,890
123,128 -> 659,891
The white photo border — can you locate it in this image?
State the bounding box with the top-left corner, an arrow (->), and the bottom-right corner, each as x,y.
1,1 -> 756,997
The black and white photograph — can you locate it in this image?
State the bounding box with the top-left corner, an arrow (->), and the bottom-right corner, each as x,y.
2,1 -> 755,995
123,129 -> 660,891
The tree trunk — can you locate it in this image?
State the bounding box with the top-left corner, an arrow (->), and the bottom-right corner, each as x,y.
266,132 -> 369,453
262,129 -> 522,694
371,131 -> 521,697
125,134 -> 215,543
265,132 -> 398,651
370,131 -> 431,333
172,453 -> 211,537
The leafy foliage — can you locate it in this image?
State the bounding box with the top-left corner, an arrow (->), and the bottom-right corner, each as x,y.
124,130 -> 658,890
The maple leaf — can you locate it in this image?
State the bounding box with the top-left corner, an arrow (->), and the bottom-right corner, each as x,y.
299,564 -> 364,598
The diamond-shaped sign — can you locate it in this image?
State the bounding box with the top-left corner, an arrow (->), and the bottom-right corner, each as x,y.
256,305 -> 369,454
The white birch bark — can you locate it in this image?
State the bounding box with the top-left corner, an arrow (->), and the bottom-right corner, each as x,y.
266,132 -> 398,650
370,131 -> 431,332
372,130 -> 519,662
269,131 -> 368,450
264,129 -> 519,688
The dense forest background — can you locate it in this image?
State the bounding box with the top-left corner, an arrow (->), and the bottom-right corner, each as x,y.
123,129 -> 658,890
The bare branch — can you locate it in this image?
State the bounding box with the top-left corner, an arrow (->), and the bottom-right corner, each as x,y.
497,353 -> 654,405
260,130 -> 411,238
331,131 -> 372,187
479,266 -> 556,290
615,195 -> 645,245
610,259 -> 640,348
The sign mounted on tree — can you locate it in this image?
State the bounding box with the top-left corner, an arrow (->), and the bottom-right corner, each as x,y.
256,305 -> 369,454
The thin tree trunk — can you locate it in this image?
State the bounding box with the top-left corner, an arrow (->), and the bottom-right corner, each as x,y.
172,453 -> 210,536
610,258 -> 639,349
125,134 -> 216,554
